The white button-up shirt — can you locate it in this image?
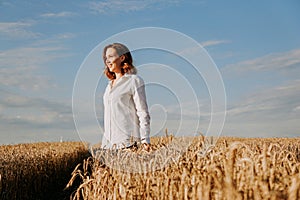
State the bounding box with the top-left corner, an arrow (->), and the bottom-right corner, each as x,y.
101,74 -> 150,149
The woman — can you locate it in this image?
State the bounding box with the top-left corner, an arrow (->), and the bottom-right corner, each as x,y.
101,43 -> 151,150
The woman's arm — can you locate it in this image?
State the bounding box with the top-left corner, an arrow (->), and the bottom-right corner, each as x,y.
132,76 -> 151,144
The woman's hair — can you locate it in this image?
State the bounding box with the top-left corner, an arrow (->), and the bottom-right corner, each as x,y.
103,43 -> 137,80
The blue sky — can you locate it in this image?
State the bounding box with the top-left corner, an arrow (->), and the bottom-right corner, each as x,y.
0,0 -> 299,145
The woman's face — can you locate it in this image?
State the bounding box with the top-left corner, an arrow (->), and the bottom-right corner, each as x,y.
105,47 -> 124,73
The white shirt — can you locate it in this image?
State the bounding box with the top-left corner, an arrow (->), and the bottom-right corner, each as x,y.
101,74 -> 150,149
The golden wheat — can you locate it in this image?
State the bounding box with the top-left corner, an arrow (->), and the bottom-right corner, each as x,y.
68,136 -> 300,200
0,141 -> 89,200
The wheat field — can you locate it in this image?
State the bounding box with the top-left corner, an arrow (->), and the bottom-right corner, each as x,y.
68,136 -> 300,200
1,137 -> 299,199
0,141 -> 89,200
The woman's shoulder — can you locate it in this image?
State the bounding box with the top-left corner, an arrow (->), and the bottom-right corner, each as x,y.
125,74 -> 145,87
125,73 -> 143,81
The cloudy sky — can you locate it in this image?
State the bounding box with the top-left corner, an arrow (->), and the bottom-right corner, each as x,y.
0,0 -> 299,145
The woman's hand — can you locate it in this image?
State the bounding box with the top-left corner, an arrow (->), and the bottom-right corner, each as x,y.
141,143 -> 151,152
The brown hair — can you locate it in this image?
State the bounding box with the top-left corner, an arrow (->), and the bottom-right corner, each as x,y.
103,43 -> 137,80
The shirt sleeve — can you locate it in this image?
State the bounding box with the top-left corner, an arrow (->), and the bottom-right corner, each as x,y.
132,76 -> 151,144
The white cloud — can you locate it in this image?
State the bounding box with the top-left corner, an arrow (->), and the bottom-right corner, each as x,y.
293,106 -> 300,112
0,44 -> 68,90
0,1 -> 13,7
227,79 -> 300,117
40,11 -> 75,18
223,79 -> 300,137
201,40 -> 230,47
0,15 -> 78,144
0,21 -> 40,39
0,89 -> 74,128
217,48 -> 300,137
88,0 -> 181,14
178,39 -> 230,57
0,89 -> 78,145
0,46 -> 65,67
222,48 -> 300,75
55,33 -> 76,39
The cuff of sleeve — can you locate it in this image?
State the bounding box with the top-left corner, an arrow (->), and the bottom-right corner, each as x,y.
141,137 -> 150,144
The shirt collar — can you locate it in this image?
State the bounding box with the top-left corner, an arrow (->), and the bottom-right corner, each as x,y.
123,73 -> 132,78
109,73 -> 131,82
108,73 -> 132,87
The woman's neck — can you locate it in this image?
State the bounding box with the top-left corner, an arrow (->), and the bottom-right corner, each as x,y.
115,72 -> 123,80
111,72 -> 123,87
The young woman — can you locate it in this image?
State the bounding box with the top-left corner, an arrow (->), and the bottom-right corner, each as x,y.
101,43 -> 151,150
